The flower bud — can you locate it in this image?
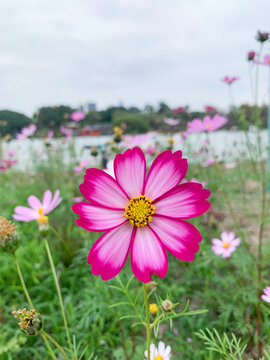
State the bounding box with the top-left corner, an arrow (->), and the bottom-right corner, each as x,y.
0,217 -> 20,253
247,51 -> 256,61
12,308 -> 43,336
149,303 -> 158,315
37,215 -> 49,236
256,31 -> 269,43
146,281 -> 158,290
91,146 -> 98,157
162,299 -> 173,312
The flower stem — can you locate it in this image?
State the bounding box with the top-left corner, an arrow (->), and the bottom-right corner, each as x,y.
41,330 -> 70,360
143,283 -> 151,360
14,254 -> 34,308
44,238 -> 74,360
14,254 -> 57,360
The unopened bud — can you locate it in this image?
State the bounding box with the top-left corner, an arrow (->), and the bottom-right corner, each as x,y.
146,281 -> 158,290
149,303 -> 158,315
0,217 -> 20,253
37,215 -> 49,236
91,146 -> 98,157
12,308 -> 43,336
162,299 -> 173,312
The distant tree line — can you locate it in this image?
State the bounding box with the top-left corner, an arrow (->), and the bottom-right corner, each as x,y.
0,102 -> 268,137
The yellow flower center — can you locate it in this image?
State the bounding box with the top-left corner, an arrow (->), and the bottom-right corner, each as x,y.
125,195 -> 155,227
37,208 -> 44,215
149,303 -> 158,315
37,215 -> 48,225
155,356 -> 163,360
267,58 -> 270,64
206,123 -> 212,129
223,242 -> 230,249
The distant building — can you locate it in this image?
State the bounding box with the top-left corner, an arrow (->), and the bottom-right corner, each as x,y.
79,102 -> 96,113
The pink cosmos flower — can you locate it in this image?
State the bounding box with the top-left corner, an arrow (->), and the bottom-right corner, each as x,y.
120,133 -> 151,148
211,231 -> 241,258
187,115 -> 228,134
74,160 -> 91,176
221,76 -> 239,85
60,126 -> 73,141
205,158 -> 216,166
146,146 -> 156,156
13,190 -> 62,222
205,105 -> 216,112
171,106 -> 184,115
255,54 -> 270,66
16,124 -> 37,140
46,130 -> 54,140
70,110 -> 85,122
72,147 -> 211,282
261,287 -> 270,303
164,117 -> 180,126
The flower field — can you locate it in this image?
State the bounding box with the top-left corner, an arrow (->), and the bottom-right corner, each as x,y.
1,30 -> 270,360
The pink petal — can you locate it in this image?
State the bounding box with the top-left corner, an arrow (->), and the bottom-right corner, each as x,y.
87,222 -> 134,280
154,182 -> 211,219
130,226 -> 168,283
212,238 -> 223,246
149,216 -> 201,261
144,150 -> 188,201
12,214 -> 34,222
262,295 -> 270,303
42,190 -> 52,209
45,190 -> 62,213
27,195 -> 42,210
114,147 -> 146,197
72,202 -> 126,232
13,206 -> 38,221
80,168 -> 129,209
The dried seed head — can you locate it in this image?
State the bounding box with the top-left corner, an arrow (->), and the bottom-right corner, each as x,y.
0,217 -> 20,253
12,308 -> 43,336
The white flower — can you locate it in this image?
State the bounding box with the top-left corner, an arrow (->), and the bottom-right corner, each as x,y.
144,341 -> 172,360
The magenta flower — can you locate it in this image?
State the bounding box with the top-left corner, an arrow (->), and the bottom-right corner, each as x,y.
13,190 -> 62,222
70,110 -> 85,122
261,287 -> 270,303
60,126 -> 73,141
164,117 -> 180,126
16,124 -> 37,140
72,147 -> 210,282
171,106 -> 184,115
211,231 -> 240,258
221,76 -> 239,85
247,51 -> 256,61
205,105 -> 216,112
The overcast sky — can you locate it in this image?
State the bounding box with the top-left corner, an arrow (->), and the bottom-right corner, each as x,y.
0,0 -> 270,116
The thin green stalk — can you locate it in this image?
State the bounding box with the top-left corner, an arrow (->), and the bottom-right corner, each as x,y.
14,254 -> 34,308
44,238 -> 74,360
42,334 -> 58,360
50,224 -> 72,257
14,254 -> 57,360
41,330 -> 70,360
143,283 -> 151,360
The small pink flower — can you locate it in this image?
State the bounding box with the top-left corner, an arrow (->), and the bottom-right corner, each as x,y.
205,105 -> 216,112
72,147 -> 211,282
164,117 -> 180,126
74,160 -> 91,176
16,124 -> 37,140
70,110 -> 85,122
72,196 -> 83,203
60,126 -> 73,141
13,190 -> 62,222
221,76 -> 240,85
247,51 -> 256,61
171,106 -> 184,115
211,231 -> 241,258
255,54 -> 270,66
205,158 -> 216,166
146,146 -> 156,156
120,133 -> 151,148
261,287 -> 270,303
46,130 -> 54,140
202,114 -> 228,132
